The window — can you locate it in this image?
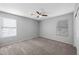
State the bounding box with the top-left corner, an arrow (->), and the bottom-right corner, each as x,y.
1,18 -> 16,38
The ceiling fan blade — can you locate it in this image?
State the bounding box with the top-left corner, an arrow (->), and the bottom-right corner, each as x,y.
36,11 -> 40,14
42,14 -> 48,16
36,11 -> 41,15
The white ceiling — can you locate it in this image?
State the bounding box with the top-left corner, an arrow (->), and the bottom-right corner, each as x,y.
0,3 -> 75,20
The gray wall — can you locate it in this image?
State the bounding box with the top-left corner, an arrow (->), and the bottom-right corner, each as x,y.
40,12 -> 74,44
74,4 -> 79,55
0,11 -> 38,46
17,17 -> 38,41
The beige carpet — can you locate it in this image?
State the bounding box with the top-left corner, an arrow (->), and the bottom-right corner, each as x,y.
0,37 -> 76,55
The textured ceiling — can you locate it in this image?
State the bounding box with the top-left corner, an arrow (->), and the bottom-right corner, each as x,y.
0,3 -> 75,20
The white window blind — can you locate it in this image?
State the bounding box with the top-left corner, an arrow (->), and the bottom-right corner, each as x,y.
1,18 -> 16,38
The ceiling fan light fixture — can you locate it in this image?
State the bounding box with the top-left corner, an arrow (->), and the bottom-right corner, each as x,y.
31,9 -> 48,18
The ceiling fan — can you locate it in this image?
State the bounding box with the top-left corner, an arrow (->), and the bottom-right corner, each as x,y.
31,9 -> 48,18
